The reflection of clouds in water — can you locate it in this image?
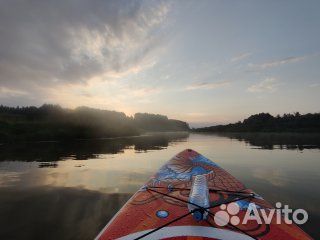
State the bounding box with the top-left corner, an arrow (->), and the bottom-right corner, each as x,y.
0,161 -> 39,187
252,168 -> 289,187
0,161 -> 37,171
0,172 -> 21,186
22,166 -> 151,193
0,145 -> 159,192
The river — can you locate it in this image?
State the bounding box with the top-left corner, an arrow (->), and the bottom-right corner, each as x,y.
0,132 -> 319,239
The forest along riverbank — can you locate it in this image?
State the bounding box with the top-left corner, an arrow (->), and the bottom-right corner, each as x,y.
0,104 -> 189,142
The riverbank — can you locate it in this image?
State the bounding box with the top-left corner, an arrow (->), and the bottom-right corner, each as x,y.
0,105 -> 189,143
193,112 -> 320,133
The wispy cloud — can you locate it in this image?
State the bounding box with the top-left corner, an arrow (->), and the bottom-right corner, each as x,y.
131,87 -> 162,97
249,56 -> 306,69
0,0 -> 170,93
186,81 -> 230,90
247,77 -> 280,93
231,52 -> 252,62
0,87 -> 28,97
309,83 -> 320,87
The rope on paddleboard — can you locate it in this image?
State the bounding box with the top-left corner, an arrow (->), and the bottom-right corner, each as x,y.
146,185 -> 256,197
134,186 -> 257,240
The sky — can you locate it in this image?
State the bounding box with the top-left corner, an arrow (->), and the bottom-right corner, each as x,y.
0,0 -> 319,127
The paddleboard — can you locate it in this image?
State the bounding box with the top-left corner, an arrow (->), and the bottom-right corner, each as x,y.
96,149 -> 312,239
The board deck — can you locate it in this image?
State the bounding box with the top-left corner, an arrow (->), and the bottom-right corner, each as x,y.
96,149 -> 312,240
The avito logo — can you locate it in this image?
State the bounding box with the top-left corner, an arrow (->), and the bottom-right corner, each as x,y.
213,202 -> 308,226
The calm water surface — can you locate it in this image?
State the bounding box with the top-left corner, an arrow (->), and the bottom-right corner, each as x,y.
0,132 -> 319,239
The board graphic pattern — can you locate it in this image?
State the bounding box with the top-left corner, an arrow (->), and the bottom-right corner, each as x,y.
96,149 -> 312,240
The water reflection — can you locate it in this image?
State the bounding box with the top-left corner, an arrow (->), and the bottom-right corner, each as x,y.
0,132 -> 190,192
213,132 -> 320,150
0,132 -> 189,162
0,132 -> 319,239
0,187 -> 130,240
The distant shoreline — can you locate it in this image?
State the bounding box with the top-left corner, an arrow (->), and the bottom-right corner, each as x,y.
0,105 -> 189,143
193,112 -> 320,133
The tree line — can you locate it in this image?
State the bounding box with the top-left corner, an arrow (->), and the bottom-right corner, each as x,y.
194,112 -> 320,133
0,104 -> 189,142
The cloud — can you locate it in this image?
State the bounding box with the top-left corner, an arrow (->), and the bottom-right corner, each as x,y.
0,0 -> 170,93
253,168 -> 288,187
231,52 -> 252,62
186,81 -> 230,90
0,87 -> 28,98
131,87 -> 162,97
249,56 -> 306,69
309,83 -> 320,87
247,78 -> 280,93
